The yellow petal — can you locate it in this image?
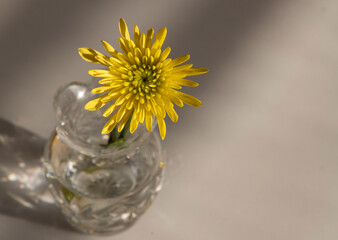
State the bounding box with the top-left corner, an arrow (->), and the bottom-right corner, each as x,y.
95,55 -> 113,66
88,69 -> 113,77
109,56 -> 123,67
172,64 -> 193,72
103,103 -> 117,117
151,39 -> 160,53
178,68 -> 209,76
100,93 -> 119,103
101,40 -> 118,58
168,83 -> 182,89
159,47 -> 171,62
164,104 -> 178,122
139,33 -> 145,49
115,93 -> 126,106
118,110 -> 132,132
156,105 -> 166,119
119,18 -> 130,40
102,114 -> 117,134
133,25 -> 140,46
130,112 -> 139,134
91,86 -> 113,94
139,108 -> 145,123
167,94 -> 184,107
174,91 -> 202,107
156,117 -> 166,140
154,27 -> 167,49
98,77 -> 123,84
126,99 -> 134,110
145,111 -> 153,131
174,78 -> 199,87
84,94 -> 108,111
119,38 -> 129,56
145,28 -> 154,48
116,102 -> 128,122
79,48 -> 109,64
170,54 -> 190,67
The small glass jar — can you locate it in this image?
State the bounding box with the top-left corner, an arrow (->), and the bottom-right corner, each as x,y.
43,82 -> 164,235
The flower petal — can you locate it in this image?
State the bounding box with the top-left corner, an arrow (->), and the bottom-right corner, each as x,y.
88,69 -> 113,77
103,103 -> 117,117
154,27 -> 167,49
173,91 -> 202,107
116,102 -> 128,122
84,94 -> 109,111
178,68 -> 209,76
118,110 -> 132,132
119,38 -> 129,56
130,112 -> 139,134
102,114 -> 118,134
174,78 -> 199,87
91,86 -> 114,94
164,104 -> 178,123
172,64 -> 193,72
133,25 -> 140,46
78,48 -> 109,64
145,28 -> 154,48
166,94 -> 184,107
101,40 -> 118,58
156,116 -> 166,140
145,111 -> 153,131
170,54 -> 190,67
159,47 -> 171,62
119,18 -> 130,40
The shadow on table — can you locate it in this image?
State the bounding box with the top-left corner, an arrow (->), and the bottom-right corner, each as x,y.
0,118 -> 73,231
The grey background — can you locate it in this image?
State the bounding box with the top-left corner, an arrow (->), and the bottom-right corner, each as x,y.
1,0 -> 338,239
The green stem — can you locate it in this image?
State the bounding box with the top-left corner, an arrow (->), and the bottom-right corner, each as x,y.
107,126 -> 117,144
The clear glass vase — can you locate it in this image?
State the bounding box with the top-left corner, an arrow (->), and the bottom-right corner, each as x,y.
43,81 -> 164,235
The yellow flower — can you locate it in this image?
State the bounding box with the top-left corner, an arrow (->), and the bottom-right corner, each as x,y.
79,18 -> 208,140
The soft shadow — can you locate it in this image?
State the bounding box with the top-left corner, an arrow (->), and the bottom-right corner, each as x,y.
0,118 -> 73,231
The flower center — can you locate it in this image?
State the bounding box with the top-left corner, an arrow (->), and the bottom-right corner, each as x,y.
140,70 -> 152,83
129,65 -> 162,95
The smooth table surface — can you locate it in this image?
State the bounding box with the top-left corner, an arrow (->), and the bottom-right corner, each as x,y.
1,0 -> 338,239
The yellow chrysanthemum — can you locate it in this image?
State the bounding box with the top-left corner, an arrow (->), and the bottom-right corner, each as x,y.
79,18 -> 208,140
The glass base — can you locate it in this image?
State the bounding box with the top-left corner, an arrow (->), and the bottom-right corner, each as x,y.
47,171 -> 163,235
